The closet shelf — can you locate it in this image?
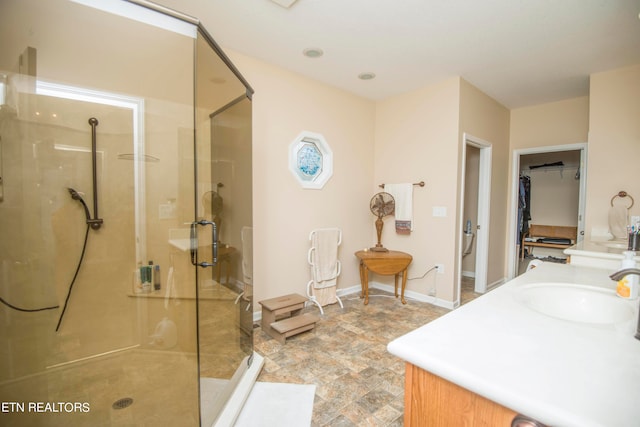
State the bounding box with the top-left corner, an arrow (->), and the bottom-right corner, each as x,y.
522,164 -> 580,179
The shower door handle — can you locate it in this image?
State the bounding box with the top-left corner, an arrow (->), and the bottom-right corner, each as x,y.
190,220 -> 218,268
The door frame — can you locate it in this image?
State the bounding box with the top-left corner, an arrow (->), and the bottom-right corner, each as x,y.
507,142 -> 587,279
458,133 -> 492,302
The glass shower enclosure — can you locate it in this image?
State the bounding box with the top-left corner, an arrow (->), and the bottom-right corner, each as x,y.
0,1 -> 255,426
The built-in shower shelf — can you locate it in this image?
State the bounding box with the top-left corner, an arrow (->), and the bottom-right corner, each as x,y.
169,239 -> 191,252
127,287 -> 238,301
169,228 -> 192,251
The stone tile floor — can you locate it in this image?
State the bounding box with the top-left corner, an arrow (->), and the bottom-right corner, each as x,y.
255,282 -> 481,426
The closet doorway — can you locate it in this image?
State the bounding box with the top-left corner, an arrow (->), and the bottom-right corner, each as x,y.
508,143 -> 587,278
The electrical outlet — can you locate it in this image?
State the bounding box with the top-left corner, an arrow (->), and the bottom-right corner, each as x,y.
435,264 -> 444,274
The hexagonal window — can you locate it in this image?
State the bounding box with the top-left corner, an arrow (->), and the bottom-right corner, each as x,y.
289,131 -> 333,189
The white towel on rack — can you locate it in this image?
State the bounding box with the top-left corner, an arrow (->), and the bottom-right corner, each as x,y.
385,183 -> 413,234
311,229 -> 340,287
309,228 -> 341,307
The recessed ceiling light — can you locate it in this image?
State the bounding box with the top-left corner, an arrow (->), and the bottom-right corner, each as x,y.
303,48 -> 324,58
358,72 -> 376,80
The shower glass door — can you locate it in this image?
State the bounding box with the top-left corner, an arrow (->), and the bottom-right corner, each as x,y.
0,1 -> 253,425
194,30 -> 254,427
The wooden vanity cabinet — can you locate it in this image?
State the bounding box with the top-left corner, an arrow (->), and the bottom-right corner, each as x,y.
404,363 -> 518,426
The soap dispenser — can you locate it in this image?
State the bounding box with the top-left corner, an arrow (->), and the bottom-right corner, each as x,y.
616,251 -> 639,299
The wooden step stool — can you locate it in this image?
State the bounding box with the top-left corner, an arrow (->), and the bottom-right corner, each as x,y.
259,293 -> 319,344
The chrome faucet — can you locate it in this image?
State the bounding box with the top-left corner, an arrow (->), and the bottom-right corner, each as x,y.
609,268 -> 640,340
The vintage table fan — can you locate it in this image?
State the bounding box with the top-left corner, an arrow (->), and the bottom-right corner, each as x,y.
369,192 -> 395,252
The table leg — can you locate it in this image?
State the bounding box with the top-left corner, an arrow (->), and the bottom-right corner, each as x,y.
394,274 -> 399,298
400,268 -> 408,304
363,267 -> 370,305
358,262 -> 365,299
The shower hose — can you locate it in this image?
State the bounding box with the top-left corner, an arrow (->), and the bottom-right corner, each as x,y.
0,224 -> 90,333
55,224 -> 90,331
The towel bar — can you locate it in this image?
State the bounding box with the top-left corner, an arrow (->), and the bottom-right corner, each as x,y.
379,181 -> 424,189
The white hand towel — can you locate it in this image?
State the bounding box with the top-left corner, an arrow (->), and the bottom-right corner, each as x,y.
608,204 -> 628,239
385,183 -> 413,234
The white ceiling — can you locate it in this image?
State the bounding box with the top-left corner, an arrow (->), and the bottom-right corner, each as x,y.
152,0 -> 640,108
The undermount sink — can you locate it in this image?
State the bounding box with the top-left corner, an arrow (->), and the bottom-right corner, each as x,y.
518,283 -> 635,324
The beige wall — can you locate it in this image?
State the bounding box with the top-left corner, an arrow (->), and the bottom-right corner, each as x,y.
374,77 -> 461,302
458,79 -> 511,288
509,97 -> 590,150
586,64 -> 640,240
210,53 -> 637,308
226,51 -> 376,307
529,170 -> 581,228
220,68 -> 509,307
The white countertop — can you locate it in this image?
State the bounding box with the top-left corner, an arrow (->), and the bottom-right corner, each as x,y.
565,240 -> 640,269
387,262 -> 640,427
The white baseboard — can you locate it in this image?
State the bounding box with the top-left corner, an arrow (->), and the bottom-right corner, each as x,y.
251,282 -> 457,322
461,270 -> 476,278
368,282 -> 456,310
486,277 -> 506,291
337,284 -> 362,297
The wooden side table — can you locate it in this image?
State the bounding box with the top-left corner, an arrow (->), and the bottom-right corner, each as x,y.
355,250 -> 412,305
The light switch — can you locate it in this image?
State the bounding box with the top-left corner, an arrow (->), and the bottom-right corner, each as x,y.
432,206 -> 447,217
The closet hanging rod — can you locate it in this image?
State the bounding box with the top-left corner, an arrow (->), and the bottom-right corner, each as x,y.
379,181 -> 425,189
527,164 -> 577,171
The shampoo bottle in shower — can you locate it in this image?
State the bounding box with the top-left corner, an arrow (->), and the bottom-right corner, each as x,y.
154,264 -> 161,291
142,261 -> 153,293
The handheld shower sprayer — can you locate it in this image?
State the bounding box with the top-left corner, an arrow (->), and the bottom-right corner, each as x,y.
56,116 -> 103,332
67,187 -> 91,222
67,187 -> 81,201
